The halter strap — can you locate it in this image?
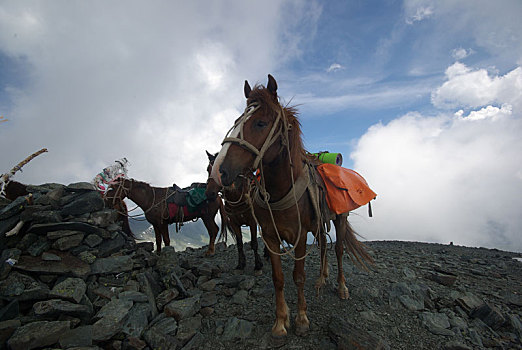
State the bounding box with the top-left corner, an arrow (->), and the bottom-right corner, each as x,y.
221,102 -> 285,170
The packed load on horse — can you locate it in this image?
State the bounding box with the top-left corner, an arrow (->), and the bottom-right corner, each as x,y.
91,157 -> 129,193
209,74 -> 376,338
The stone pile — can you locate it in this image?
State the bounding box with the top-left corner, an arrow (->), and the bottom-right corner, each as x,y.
1,182 -> 521,350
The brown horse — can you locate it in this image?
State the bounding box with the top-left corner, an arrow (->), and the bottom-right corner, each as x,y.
210,75 -> 373,337
2,180 -> 134,238
205,151 -> 264,271
107,177 -> 226,254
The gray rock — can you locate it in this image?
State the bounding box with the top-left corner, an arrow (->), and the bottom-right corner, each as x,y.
90,255 -> 133,275
419,312 -> 453,336
456,292 -> 485,315
66,182 -> 96,191
0,319 -> 21,347
7,320 -> 70,350
0,248 -> 21,280
119,290 -> 149,303
426,271 -> 458,286
84,233 -> 103,247
61,191 -> 104,216
50,277 -> 87,303
156,288 -> 180,311
0,299 -> 19,322
29,221 -> 104,237
199,279 -> 217,292
47,229 -> 84,240
143,316 -> 180,350
328,316 -> 388,350
13,251 -> 91,278
33,299 -> 91,318
231,289 -> 248,305
92,299 -> 133,341
59,325 -> 93,348
96,233 -> 125,257
176,315 -> 202,345
26,237 -> 51,256
201,291 -> 218,307
0,196 -> 26,220
0,271 -> 49,301
164,295 -> 201,321
156,246 -> 179,276
443,341 -> 473,350
41,251 -> 62,261
137,271 -> 160,318
78,251 -> 97,264
470,302 -> 505,330
221,317 -> 255,341
123,302 -> 151,337
181,331 -> 205,350
52,233 -> 85,250
24,210 -> 62,224
88,209 -> 119,227
402,266 -> 416,279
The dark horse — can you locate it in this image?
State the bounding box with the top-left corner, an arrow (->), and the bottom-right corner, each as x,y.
210,75 -> 373,337
3,180 -> 134,237
205,151 -> 263,271
106,177 -> 226,253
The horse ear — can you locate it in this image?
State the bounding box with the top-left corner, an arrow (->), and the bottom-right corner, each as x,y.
267,74 -> 278,96
244,80 -> 251,98
206,150 -> 212,159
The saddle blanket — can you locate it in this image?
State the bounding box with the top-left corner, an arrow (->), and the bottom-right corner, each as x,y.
317,163 -> 376,215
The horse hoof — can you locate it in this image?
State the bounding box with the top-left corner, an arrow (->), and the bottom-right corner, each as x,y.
295,324 -> 309,336
204,250 -> 214,257
338,286 -> 350,300
269,333 -> 287,348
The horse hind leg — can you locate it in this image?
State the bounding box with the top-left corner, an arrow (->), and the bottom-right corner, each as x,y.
250,223 -> 263,272
231,221 -> 246,270
334,215 -> 349,299
314,232 -> 329,294
161,224 -> 171,248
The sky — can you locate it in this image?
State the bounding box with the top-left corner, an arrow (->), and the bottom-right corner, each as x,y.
1,0 -> 521,252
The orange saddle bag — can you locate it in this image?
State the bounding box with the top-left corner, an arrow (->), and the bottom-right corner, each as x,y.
317,163 -> 377,215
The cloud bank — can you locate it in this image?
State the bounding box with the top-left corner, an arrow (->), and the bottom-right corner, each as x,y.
0,1 -> 317,187
350,63 -> 522,252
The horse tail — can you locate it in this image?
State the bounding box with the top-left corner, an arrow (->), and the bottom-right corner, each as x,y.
217,196 -> 229,243
342,219 -> 373,270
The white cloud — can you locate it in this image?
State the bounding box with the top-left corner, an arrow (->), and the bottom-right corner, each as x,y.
451,47 -> 474,60
326,63 -> 343,73
0,1 -> 319,187
351,63 -> 522,252
432,63 -> 522,110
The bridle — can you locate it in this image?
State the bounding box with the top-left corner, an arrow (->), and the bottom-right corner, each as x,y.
221,101 -> 289,171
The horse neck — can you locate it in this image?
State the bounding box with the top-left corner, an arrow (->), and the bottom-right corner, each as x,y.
124,181 -> 154,210
261,155 -> 295,203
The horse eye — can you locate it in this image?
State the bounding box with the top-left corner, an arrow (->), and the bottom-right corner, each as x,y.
255,120 -> 268,129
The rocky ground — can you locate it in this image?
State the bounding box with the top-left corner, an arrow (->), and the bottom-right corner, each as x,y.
1,182 -> 521,349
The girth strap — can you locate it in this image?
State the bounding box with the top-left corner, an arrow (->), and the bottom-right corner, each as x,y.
254,164 -> 310,211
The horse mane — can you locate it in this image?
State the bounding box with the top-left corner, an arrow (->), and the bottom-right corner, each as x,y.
248,85 -> 309,179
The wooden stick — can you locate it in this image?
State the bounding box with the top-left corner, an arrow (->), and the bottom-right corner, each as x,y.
0,148 -> 48,183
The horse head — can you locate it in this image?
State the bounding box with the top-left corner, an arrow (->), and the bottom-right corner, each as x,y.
211,74 -> 303,187
205,151 -> 221,201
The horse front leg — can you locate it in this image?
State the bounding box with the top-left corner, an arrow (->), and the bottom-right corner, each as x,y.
334,215 -> 349,299
293,232 -> 309,336
202,215 -> 218,256
250,222 -> 263,272
267,237 -> 290,337
153,224 -> 162,253
230,220 -> 246,270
